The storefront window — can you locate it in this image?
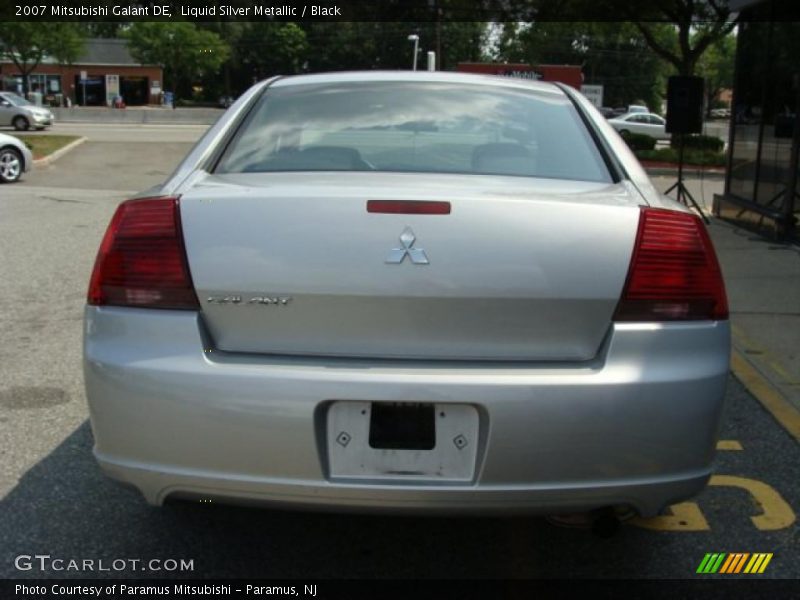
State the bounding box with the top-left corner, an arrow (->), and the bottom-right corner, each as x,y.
3,74 -> 61,97
725,2 -> 800,235
728,20 -> 768,203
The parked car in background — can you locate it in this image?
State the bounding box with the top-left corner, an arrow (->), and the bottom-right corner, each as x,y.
710,108 -> 731,119
608,112 -> 670,141
0,92 -> 54,131
0,132 -> 33,183
84,71 -> 729,523
609,105 -> 649,118
218,95 -> 235,108
598,106 -> 617,118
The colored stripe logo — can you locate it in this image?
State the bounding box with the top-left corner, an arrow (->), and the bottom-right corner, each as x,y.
697,553 -> 773,574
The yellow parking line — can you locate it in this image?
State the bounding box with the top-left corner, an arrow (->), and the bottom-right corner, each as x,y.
709,475 -> 796,530
630,502 -> 710,531
716,440 -> 743,450
730,349 -> 800,444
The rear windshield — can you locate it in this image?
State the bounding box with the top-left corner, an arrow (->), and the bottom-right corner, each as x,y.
216,81 -> 611,183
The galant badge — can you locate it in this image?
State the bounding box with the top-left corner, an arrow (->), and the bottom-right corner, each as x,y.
385,227 -> 429,265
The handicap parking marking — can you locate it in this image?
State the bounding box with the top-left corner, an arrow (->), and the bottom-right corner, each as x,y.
708,475 -> 796,531
717,439 -> 743,450
630,438 -> 797,533
630,475 -> 795,533
631,501 -> 711,531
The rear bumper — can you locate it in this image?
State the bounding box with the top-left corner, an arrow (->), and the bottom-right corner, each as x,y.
84,307 -> 730,517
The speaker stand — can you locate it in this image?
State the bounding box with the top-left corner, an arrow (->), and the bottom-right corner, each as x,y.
664,134 -> 710,224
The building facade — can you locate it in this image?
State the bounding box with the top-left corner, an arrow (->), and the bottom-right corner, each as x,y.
714,0 -> 800,239
1,38 -> 163,107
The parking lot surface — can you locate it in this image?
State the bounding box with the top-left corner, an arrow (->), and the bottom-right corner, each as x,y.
0,127 -> 797,579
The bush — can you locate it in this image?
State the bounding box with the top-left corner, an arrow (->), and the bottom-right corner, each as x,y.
680,134 -> 724,153
635,147 -> 727,167
620,132 -> 656,151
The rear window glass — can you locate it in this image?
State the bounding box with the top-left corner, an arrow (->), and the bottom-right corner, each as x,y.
216,81 -> 611,183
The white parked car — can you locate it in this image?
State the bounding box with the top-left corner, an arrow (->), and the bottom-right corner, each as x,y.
608,112 -> 670,141
0,132 -> 33,183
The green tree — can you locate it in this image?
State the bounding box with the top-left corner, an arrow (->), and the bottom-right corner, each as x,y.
79,22 -> 128,38
302,22 -> 487,73
302,23 -> 380,72
695,32 -> 735,116
236,22 -> 308,81
197,22 -> 246,98
124,22 -> 229,104
435,22 -> 488,69
631,0 -> 737,77
0,23 -> 85,94
495,22 -> 669,111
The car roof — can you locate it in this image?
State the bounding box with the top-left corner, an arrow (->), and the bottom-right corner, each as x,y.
269,70 -> 566,98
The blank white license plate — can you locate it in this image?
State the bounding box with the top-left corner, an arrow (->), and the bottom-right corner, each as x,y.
327,401 -> 479,482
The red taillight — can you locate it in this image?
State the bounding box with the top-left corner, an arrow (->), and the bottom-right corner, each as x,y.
367,200 -> 451,214
614,208 -> 728,321
87,196 -> 199,310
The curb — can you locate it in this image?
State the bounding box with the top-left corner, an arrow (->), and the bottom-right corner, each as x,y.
51,107 -> 222,125
32,136 -> 87,167
730,346 -> 800,444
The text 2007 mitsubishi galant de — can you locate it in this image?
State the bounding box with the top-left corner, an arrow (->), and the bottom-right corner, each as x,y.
83,71 -> 729,519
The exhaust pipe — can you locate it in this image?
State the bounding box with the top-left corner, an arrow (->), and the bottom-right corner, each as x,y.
590,507 -> 622,538
545,505 -> 632,537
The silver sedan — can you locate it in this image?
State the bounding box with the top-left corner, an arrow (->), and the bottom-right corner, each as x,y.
83,72 -> 729,519
0,91 -> 54,131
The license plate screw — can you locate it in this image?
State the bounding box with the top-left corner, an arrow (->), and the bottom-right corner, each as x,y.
453,434 -> 468,450
336,431 -> 351,447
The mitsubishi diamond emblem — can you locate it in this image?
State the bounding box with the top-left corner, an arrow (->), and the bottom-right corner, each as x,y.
385,227 -> 429,265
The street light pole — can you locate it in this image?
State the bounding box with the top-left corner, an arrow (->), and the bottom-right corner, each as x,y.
407,34 -> 419,71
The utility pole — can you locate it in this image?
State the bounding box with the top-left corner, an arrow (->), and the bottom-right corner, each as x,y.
407,34 -> 419,71
435,1 -> 442,70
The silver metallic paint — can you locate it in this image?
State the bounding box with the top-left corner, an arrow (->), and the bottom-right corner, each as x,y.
84,72 -> 730,515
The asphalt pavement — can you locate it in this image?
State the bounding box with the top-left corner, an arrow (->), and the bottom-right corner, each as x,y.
0,124 -> 797,580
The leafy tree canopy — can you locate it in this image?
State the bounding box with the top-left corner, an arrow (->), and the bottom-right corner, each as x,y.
0,22 -> 85,93
124,22 -> 230,100
630,0 -> 737,76
495,21 -> 670,111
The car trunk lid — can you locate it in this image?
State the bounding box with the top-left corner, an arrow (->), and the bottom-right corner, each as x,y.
179,172 -> 643,361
